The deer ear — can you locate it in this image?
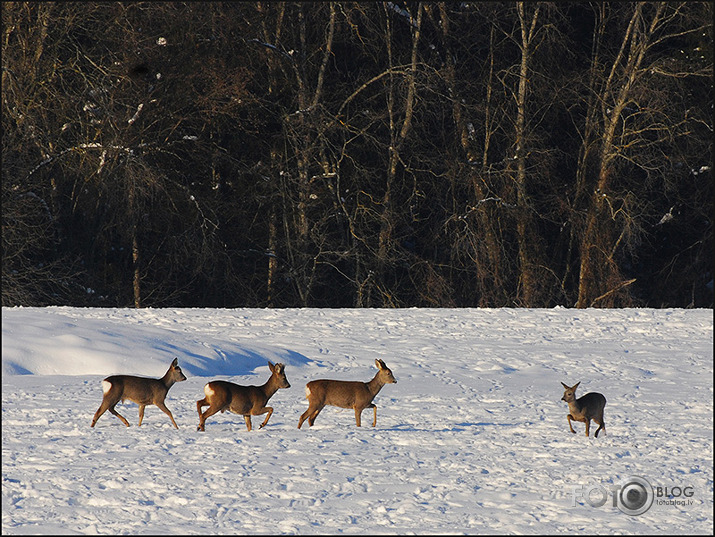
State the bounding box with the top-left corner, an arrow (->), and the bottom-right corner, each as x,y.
573,381 -> 580,390
561,382 -> 569,389
268,361 -> 276,371
171,357 -> 179,367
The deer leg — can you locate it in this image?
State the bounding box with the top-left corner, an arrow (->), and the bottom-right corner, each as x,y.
298,406 -> 313,429
257,407 -> 273,429
354,407 -> 362,427
197,405 -> 221,431
301,404 -> 324,427
298,411 -> 308,429
92,394 -> 125,427
370,404 -> 377,427
138,405 -> 145,426
155,401 -> 179,429
244,415 -> 252,432
594,418 -> 605,438
566,415 -> 577,434
91,400 -> 112,427
196,398 -> 208,417
299,405 -> 320,429
108,405 -> 131,427
584,418 -> 591,437
308,405 -> 324,427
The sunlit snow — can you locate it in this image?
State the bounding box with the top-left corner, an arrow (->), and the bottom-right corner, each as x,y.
2,306 -> 713,534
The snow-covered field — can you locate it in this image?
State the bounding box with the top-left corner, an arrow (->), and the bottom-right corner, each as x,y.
1,306 -> 713,534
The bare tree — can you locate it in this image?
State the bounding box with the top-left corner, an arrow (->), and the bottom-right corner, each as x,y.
3,2 -> 711,308
572,2 -> 711,307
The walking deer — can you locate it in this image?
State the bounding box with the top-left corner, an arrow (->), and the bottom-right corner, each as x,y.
560,381 -> 606,437
90,357 -> 187,429
196,361 -> 290,432
298,359 -> 397,429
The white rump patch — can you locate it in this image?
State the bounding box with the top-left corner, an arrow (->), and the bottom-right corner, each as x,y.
101,380 -> 112,394
305,385 -> 311,399
204,384 -> 215,397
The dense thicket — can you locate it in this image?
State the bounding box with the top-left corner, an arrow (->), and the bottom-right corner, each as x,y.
3,2 -> 712,308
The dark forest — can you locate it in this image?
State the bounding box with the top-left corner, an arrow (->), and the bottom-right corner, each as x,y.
2,2 -> 712,308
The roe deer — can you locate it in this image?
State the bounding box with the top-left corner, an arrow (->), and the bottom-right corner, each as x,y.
91,357 -> 187,429
561,381 -> 606,438
196,361 -> 290,432
298,359 -> 397,429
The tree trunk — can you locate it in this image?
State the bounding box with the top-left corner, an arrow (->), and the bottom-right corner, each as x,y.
132,233 -> 141,308
576,2 -> 663,308
513,2 -> 541,307
376,2 -> 422,306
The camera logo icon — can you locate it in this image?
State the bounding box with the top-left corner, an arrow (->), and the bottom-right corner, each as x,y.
616,476 -> 654,516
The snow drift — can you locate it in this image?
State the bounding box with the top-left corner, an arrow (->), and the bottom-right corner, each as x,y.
2,306 -> 713,534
